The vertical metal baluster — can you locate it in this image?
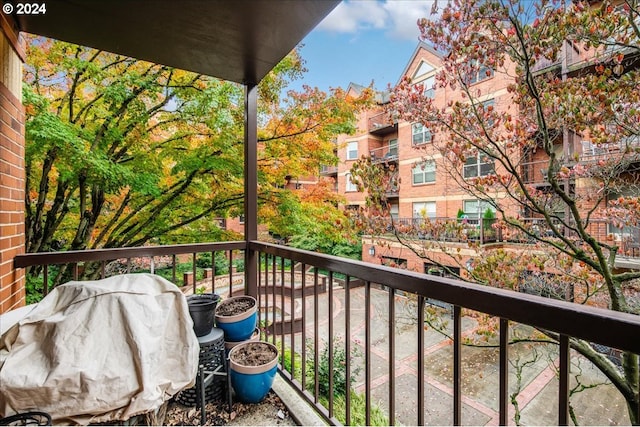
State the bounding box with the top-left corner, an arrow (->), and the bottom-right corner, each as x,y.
314,269 -> 320,403
389,287 -> 396,426
228,250 -> 233,297
264,253 -> 269,341
365,281 -> 372,426
126,258 -> 131,274
280,257 -> 285,369
172,255 -> 176,283
418,295 -> 425,426
345,276 -> 352,425
272,255 -> 277,346
43,265 -> 49,297
192,253 -> 197,295
499,318 -> 509,426
559,334 -> 570,426
150,257 -> 155,274
453,305 -> 462,426
301,263 -> 307,391
101,261 -> 106,279
258,251 -> 263,335
290,264 -> 295,379
73,263 -> 78,280
212,251 -> 216,294
328,271 -> 334,418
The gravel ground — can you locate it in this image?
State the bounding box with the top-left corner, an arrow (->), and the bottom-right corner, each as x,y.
164,391 -> 296,426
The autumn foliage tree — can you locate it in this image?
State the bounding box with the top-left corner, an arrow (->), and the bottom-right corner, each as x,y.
24,38 -> 368,280
351,0 -> 639,423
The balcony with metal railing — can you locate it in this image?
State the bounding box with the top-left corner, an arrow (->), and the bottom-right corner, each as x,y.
9,239 -> 640,425
319,165 -> 339,176
391,216 -> 640,262
368,111 -> 398,136
369,145 -> 399,164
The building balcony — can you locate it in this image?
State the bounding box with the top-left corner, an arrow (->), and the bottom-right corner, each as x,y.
6,238 -> 640,425
579,136 -> 640,163
391,217 -> 640,263
370,145 -> 398,164
368,111 -> 398,136
319,165 -> 338,176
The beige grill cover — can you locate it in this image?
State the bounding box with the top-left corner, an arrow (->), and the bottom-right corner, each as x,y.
0,274 -> 199,425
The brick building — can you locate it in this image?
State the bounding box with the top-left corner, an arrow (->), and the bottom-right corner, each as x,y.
330,40 -> 640,277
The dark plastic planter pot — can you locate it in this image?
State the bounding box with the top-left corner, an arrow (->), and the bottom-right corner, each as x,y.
215,296 -> 257,342
187,293 -> 221,337
229,341 -> 278,403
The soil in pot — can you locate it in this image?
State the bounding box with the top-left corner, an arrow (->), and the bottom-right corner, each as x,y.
216,296 -> 255,316
230,342 -> 277,367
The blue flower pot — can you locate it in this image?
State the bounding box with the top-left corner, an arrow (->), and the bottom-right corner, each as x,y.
215,296 -> 257,342
229,341 -> 278,403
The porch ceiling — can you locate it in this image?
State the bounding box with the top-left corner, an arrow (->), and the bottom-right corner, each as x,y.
14,0 -> 340,84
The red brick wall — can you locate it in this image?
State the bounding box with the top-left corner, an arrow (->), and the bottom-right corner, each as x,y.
0,81 -> 25,313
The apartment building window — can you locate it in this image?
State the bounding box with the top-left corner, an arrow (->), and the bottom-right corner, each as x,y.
388,139 -> 398,156
413,202 -> 436,219
347,141 -> 358,160
424,75 -> 435,98
468,60 -> 494,84
463,153 -> 494,178
463,200 -> 495,219
607,189 -> 637,239
346,173 -> 358,192
412,161 -> 436,184
412,123 -> 432,145
481,99 -> 496,126
390,203 -> 399,219
381,256 -> 407,269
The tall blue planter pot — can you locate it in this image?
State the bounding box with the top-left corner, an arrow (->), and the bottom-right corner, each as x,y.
214,295 -> 257,342
229,341 -> 278,403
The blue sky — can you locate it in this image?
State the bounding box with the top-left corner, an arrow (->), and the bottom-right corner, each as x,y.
291,0 -> 436,93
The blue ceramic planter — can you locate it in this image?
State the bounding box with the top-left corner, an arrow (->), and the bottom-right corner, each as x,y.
229,341 -> 278,403
215,296 -> 257,342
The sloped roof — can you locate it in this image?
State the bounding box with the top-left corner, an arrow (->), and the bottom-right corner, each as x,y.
395,41 -> 443,86
14,0 -> 339,85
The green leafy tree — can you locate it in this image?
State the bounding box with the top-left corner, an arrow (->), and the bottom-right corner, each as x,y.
23,37 -> 368,284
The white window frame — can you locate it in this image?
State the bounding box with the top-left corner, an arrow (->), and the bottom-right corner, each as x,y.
413,201 -> 436,219
346,141 -> 358,160
423,75 -> 435,98
463,200 -> 495,219
390,203 -> 399,219
412,161 -> 436,185
463,153 -> 494,178
468,60 -> 494,84
388,139 -> 398,156
412,123 -> 432,145
345,173 -> 358,192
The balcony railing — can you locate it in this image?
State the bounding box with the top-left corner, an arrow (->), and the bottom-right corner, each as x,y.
11,240 -> 640,425
320,165 -> 338,175
390,217 -> 640,258
368,111 -> 398,135
393,217 -> 502,244
370,145 -> 398,163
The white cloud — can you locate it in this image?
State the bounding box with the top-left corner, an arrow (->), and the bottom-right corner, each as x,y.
317,1 -> 387,33
318,0 -> 436,41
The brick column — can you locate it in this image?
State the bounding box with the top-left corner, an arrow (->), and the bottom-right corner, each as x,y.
0,11 -> 26,313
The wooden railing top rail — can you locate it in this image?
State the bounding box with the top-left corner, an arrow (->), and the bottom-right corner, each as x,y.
250,241 -> 640,355
13,241 -> 246,269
